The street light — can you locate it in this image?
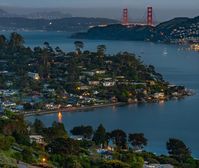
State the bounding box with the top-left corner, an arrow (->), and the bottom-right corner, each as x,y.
42,157 -> 46,163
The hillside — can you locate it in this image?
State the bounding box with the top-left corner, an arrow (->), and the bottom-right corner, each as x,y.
0,17 -> 119,31
72,16 -> 199,42
0,9 -> 8,17
156,16 -> 199,41
72,24 -> 156,41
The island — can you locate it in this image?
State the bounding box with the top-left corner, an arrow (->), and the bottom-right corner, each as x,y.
0,33 -> 192,116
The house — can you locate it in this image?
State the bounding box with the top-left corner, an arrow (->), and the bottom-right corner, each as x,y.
77,85 -> 90,91
82,71 -> 95,77
95,70 -> 106,74
143,163 -> 174,168
2,101 -> 16,108
15,105 -> 24,111
153,92 -> 165,99
110,96 -> 118,103
97,146 -> 114,159
105,60 -> 113,64
147,80 -> 156,86
88,81 -> 100,86
132,82 -> 147,87
0,90 -> 18,96
28,72 -> 40,80
6,81 -> 13,87
45,103 -> 56,110
102,81 -> 116,87
29,135 -> 45,145
102,77 -> 113,81
79,75 -> 86,80
93,90 -> 99,95
0,71 -> 8,74
116,76 -> 125,79
117,80 -> 130,85
70,135 -> 84,141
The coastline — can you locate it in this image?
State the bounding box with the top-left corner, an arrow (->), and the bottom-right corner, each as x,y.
22,90 -> 194,117
23,102 -> 126,117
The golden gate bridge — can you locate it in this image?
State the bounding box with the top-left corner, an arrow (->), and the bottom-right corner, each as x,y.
122,7 -> 154,27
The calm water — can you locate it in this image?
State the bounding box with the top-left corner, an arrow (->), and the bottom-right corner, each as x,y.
3,31 -> 199,157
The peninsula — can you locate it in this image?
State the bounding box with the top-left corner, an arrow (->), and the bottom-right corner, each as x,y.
72,16 -> 199,44
0,33 -> 192,116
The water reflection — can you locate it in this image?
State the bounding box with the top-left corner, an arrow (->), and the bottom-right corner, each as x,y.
158,100 -> 165,106
58,112 -> 63,123
162,48 -> 168,56
112,106 -> 117,112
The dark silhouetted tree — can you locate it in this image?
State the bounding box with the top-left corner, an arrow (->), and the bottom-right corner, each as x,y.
93,124 -> 106,147
166,138 -> 191,162
128,133 -> 148,150
110,129 -> 127,149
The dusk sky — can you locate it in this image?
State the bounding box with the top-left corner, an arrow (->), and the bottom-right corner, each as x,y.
1,0 -> 199,21
1,0 -> 199,8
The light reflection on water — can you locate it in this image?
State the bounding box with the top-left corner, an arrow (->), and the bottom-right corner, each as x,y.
58,112 -> 63,123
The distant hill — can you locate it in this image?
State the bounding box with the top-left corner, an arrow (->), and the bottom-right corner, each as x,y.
0,8 -> 72,19
72,16 -> 199,42
72,24 -> 155,41
23,11 -> 72,19
0,17 -> 119,32
155,16 -> 199,41
0,9 -> 8,17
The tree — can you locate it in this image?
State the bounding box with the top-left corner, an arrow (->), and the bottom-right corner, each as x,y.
0,35 -> 7,47
44,41 -> 53,52
13,132 -> 30,145
74,41 -> 84,55
101,160 -> 131,168
1,115 -> 30,145
70,125 -> 93,139
97,45 -> 106,57
0,135 -> 15,150
128,133 -> 148,150
46,138 -> 80,156
9,32 -> 24,48
93,124 -> 106,147
105,132 -> 111,147
121,152 -> 144,168
96,44 -> 106,66
63,156 -> 83,168
40,48 -> 51,79
32,119 -> 45,134
110,129 -> 127,149
22,147 -> 35,163
44,41 -> 50,49
44,121 -> 68,141
166,138 -> 191,162
83,126 -> 93,139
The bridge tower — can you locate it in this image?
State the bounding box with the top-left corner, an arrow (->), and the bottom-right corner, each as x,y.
122,8 -> 128,25
147,7 -> 153,26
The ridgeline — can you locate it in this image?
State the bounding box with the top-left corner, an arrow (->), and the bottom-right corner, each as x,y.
72,16 -> 199,43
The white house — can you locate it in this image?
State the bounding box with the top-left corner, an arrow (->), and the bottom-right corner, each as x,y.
29,135 -> 45,145
95,70 -> 106,74
153,92 -> 165,99
82,71 -> 95,77
88,81 -> 100,86
28,72 -> 40,80
102,81 -> 116,87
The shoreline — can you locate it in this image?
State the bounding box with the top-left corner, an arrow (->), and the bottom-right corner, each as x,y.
23,102 -> 126,117
22,90 -> 194,117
